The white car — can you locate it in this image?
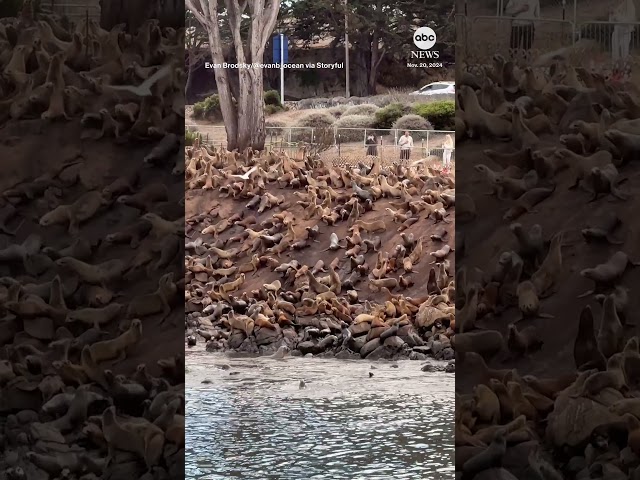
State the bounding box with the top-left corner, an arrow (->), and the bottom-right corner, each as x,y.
410,81 -> 455,96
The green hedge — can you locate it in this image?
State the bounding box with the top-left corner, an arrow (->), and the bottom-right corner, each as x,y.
264,90 -> 281,106
193,95 -> 222,120
373,103 -> 411,129
185,129 -> 201,146
412,100 -> 455,130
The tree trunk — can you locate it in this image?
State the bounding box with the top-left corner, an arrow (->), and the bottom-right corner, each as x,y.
351,48 -> 370,97
368,31 -> 379,95
187,0 -> 278,151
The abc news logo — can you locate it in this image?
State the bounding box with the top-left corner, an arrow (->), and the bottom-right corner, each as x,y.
411,27 -> 439,58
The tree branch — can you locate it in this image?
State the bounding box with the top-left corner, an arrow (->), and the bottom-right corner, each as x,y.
185,0 -> 207,26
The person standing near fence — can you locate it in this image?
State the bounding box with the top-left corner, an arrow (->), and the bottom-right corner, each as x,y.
398,131 -> 413,161
610,0 -> 636,68
505,0 -> 540,56
366,133 -> 378,157
442,134 -> 454,174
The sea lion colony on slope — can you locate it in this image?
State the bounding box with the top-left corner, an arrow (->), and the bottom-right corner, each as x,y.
0,3 -> 184,142
0,10 -> 184,480
184,141 -> 456,363
455,53 -> 640,479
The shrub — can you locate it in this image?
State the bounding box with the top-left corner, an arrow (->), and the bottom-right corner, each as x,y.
185,129 -> 201,146
264,89 -> 281,106
298,111 -> 336,128
342,103 -> 380,117
328,105 -> 348,118
264,104 -> 284,115
192,94 -> 222,120
392,114 -> 433,140
373,103 -> 411,129
413,100 -> 455,130
289,111 -> 336,142
265,119 -> 286,137
333,114 -> 375,142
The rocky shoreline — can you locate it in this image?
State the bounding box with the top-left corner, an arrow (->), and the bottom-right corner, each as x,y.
186,308 -> 455,364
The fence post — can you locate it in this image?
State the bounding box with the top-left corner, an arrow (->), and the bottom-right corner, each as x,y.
426,130 -> 430,153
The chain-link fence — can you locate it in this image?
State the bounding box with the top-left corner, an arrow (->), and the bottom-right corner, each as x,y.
459,1 -> 640,72
43,1 -> 100,22
187,125 -> 455,168
465,16 -> 575,66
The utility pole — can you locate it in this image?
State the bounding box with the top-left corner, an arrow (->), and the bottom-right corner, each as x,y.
280,32 -> 285,103
344,0 -> 350,98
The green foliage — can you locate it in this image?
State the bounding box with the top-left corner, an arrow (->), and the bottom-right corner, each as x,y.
342,103 -> 380,117
297,111 -> 336,128
333,114 -> 375,142
264,104 -> 284,115
413,100 -> 455,130
392,114 -> 433,140
185,129 -> 201,146
192,95 -> 222,120
328,105 -> 348,118
373,103 -> 411,129
264,90 -> 281,106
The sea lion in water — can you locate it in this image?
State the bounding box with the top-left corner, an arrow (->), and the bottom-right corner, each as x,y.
270,345 -> 290,359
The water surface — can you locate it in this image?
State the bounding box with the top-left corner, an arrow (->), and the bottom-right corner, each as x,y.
186,348 -> 454,480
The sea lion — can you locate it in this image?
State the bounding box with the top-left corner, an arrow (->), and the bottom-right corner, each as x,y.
582,211 -> 623,245
101,406 -> 164,469
579,251 -> 639,297
88,319 -> 143,364
529,231 -> 563,298
507,323 -> 542,357
570,353 -> 626,398
597,296 -> 624,359
452,330 -> 505,361
574,305 -> 607,371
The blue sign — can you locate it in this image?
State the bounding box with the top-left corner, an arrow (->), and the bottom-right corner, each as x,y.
273,35 -> 289,65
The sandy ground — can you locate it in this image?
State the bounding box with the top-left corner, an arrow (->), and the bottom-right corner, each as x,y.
456,135 -> 640,390
185,173 -> 455,306
0,120 -> 184,376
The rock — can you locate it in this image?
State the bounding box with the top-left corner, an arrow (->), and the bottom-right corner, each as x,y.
350,321 -> 371,336
254,326 -> 281,346
367,345 -> 393,360
413,345 -> 432,355
379,325 -> 399,341
187,335 -> 196,346
290,349 -> 302,356
439,347 -> 455,361
349,335 -> 367,353
430,340 -> 444,356
317,335 -> 337,351
227,331 -> 245,350
445,361 -> 455,373
546,396 -> 622,448
421,363 -> 445,372
360,338 -> 381,358
297,341 -> 316,355
383,336 -> 405,349
367,326 -> 389,341
334,349 -> 358,360
409,352 -> 428,361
